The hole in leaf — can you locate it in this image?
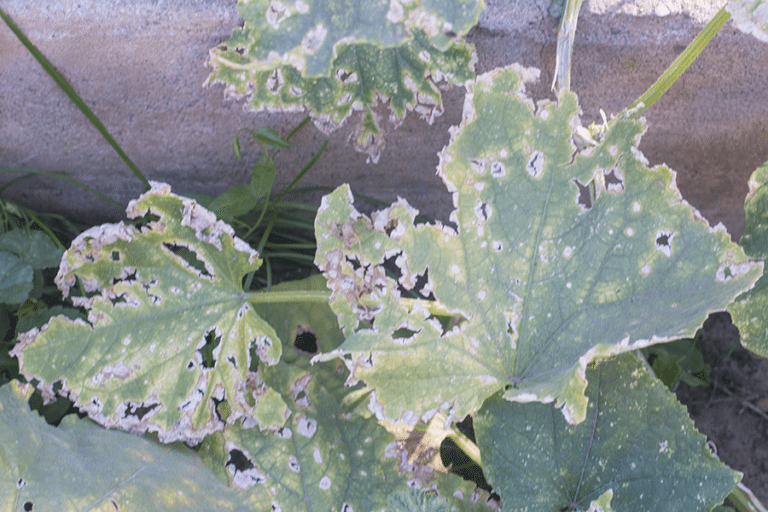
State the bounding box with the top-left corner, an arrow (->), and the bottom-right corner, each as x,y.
226,449 -> 254,472
24,502 -> 33,511
604,168 -> 624,192
212,396 -> 231,422
294,330 -> 318,353
654,229 -> 674,257
428,315 -> 465,335
345,255 -> 362,270
163,242 -> 212,278
109,293 -> 127,306
198,329 -> 222,368
125,211 -> 160,230
392,327 -> 420,339
109,250 -> 121,262
124,402 -> 159,420
572,178 -> 593,210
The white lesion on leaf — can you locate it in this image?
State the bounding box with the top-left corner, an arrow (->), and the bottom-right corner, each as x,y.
267,68 -> 285,95
526,150 -> 544,178
265,0 -> 291,30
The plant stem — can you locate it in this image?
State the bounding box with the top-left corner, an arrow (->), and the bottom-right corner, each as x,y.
627,6 -> 730,117
551,0 -> 585,94
431,413 -> 482,468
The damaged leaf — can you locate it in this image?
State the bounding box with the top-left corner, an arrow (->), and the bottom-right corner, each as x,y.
198,355 -> 409,510
728,157 -> 768,357
314,65 -> 762,426
473,352 -> 739,512
209,0 -> 482,79
0,383 -> 247,512
207,29 -> 476,163
11,182 -> 283,443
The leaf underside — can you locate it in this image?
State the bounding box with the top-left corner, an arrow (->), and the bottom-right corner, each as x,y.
728,157 -> 768,357
314,64 -> 762,426
12,182 -> 282,444
474,352 -> 739,512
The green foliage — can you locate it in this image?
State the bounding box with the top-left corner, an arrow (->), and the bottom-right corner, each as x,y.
474,352 -> 738,511
641,330 -> 709,391
728,159 -> 768,357
5,2 -> 768,510
206,0 -> 481,162
314,65 -> 760,426
12,184 -> 284,444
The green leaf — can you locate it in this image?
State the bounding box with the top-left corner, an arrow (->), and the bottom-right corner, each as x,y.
727,0 -> 768,43
314,65 -> 762,426
473,352 -> 740,512
11,182 -> 283,443
0,252 -> 33,304
0,230 -> 62,269
198,355 -> 411,510
728,158 -> 768,357
213,0 -> 482,79
254,126 -> 291,149
0,383 -> 247,512
207,30 -> 476,163
251,274 -> 346,356
641,331 -> 709,390
207,183 -> 261,220
250,148 -> 277,200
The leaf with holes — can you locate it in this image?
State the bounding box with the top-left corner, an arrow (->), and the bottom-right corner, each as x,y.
473,352 -> 739,512
206,29 -> 476,163
313,64 -> 762,426
197,354 -> 486,511
728,158 -> 768,357
209,0 -> 482,79
11,182 -> 283,444
0,382 -> 248,512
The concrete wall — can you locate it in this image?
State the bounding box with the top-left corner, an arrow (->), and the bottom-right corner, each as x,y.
1,0 -> 767,240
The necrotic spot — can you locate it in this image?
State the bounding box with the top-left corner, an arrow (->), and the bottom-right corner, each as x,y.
526,151 -> 544,178
490,161 -> 506,178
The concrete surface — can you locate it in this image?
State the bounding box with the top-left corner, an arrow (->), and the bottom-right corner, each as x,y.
1,0 -> 767,240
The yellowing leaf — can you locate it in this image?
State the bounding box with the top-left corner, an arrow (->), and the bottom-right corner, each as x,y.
314,65 -> 762,426
12,182 -> 283,443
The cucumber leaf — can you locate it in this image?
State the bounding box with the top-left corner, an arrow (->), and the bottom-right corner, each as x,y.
728,158 -> 768,357
11,182 -> 283,444
207,29 -> 476,163
473,352 -> 739,512
211,0 -> 483,78
0,383 -> 246,512
314,64 -> 762,426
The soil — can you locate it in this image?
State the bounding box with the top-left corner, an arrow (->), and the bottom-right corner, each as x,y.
675,312 -> 768,504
